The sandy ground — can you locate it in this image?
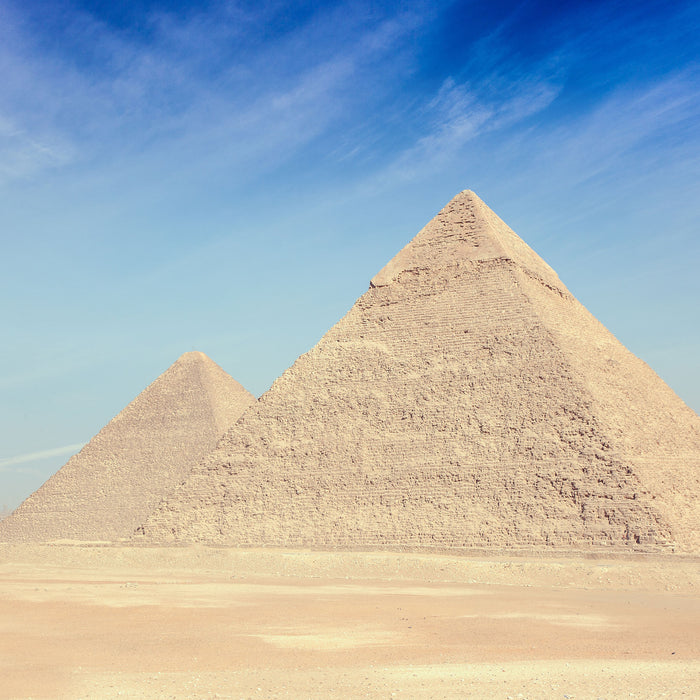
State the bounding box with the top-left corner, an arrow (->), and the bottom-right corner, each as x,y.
0,545 -> 698,699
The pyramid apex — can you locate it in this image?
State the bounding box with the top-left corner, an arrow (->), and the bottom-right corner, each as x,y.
173,350 -> 224,370
370,189 -> 562,290
178,350 -> 209,361
447,188 -> 481,204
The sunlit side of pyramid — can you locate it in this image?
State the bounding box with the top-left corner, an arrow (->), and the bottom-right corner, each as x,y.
0,352 -> 255,542
140,192 -> 700,552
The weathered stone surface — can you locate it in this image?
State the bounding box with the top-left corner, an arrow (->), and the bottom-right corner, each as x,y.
0,352 -> 255,542
139,191 -> 700,551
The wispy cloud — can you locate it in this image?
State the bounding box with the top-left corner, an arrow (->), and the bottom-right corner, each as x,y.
489,68 -> 700,213
0,113 -> 75,182
542,70 -> 700,183
0,1 -> 427,188
0,443 -> 85,471
366,71 -> 562,187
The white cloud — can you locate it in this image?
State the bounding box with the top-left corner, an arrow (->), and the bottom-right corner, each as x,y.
544,71 -> 700,182
0,443 -> 85,471
0,2 -> 426,188
369,73 -> 562,186
487,68 -> 700,216
0,113 -> 75,183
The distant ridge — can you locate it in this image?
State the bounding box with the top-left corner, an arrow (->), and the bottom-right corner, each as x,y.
138,192 -> 700,552
0,352 -> 255,542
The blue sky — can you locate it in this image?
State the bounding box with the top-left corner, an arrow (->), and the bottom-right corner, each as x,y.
1,0 -> 699,511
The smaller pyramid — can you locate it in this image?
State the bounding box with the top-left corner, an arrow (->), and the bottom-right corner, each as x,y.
0,351 -> 255,542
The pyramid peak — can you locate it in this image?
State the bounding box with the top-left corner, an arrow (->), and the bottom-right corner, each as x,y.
177,350 -> 210,362
172,351 -> 231,372
370,189 -> 563,291
455,188 -> 478,199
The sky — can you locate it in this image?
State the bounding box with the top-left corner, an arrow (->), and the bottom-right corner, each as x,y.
1,0 -> 699,511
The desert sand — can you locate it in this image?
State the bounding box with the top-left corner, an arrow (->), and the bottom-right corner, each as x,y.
1,544 -> 698,699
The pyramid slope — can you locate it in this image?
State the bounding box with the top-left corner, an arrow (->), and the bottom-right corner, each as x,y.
139,192 -> 700,552
0,352 -> 255,542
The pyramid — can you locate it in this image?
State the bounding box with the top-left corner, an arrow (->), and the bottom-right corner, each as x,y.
0,351 -> 255,542
138,192 -> 700,552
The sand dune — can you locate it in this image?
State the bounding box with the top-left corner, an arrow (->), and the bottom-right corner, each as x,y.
1,545 -> 697,699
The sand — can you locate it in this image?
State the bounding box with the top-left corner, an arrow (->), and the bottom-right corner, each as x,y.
0,545 -> 698,699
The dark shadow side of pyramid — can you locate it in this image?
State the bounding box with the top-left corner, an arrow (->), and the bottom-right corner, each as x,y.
0,352 -> 255,542
138,191 -> 700,552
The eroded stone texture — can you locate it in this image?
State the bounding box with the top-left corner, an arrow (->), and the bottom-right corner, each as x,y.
139,192 -> 700,551
0,352 -> 255,542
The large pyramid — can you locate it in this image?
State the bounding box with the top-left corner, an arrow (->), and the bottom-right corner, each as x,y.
139,192 -> 700,552
0,351 -> 255,542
